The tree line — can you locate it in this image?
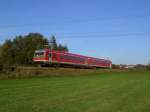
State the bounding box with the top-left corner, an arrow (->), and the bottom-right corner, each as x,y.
0,33 -> 68,67
112,64 -> 150,71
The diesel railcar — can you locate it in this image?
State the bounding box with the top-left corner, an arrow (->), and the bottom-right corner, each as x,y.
33,49 -> 112,68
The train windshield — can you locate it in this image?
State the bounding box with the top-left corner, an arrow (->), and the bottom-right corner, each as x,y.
34,51 -> 44,57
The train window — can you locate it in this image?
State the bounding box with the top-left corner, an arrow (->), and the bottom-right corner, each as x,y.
60,54 -> 85,62
53,53 -> 57,58
34,52 -> 44,57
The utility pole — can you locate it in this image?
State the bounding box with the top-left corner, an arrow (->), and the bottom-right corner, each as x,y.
43,40 -> 49,49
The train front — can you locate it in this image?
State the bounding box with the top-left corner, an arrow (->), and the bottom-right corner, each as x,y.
33,49 -> 49,63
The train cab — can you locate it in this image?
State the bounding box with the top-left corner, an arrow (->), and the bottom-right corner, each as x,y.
33,49 -> 49,62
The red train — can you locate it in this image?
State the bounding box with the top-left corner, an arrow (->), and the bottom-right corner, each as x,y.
33,49 -> 112,68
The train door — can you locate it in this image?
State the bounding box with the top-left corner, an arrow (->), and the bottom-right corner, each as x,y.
85,58 -> 89,65
49,52 -> 52,62
86,58 -> 91,65
52,52 -> 57,61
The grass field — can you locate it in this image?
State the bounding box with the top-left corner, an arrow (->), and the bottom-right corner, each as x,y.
0,71 -> 150,112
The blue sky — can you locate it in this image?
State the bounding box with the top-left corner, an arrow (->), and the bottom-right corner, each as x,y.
0,0 -> 150,64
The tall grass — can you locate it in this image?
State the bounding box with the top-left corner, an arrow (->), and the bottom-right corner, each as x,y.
0,66 -> 125,79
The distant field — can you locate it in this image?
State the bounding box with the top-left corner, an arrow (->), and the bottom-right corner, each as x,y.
0,71 -> 150,112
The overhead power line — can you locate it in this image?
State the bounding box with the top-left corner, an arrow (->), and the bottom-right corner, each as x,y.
0,14 -> 150,29
0,32 -> 150,39
54,32 -> 150,38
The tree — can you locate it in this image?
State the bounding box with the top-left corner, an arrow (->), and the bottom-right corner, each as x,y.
49,35 -> 69,51
57,44 -> 68,52
50,35 -> 57,50
146,63 -> 150,71
0,33 -> 48,65
19,33 -> 48,64
0,45 -> 3,71
0,33 -> 69,66
0,40 -> 14,66
135,64 -> 146,71
112,64 -> 120,69
62,45 -> 68,52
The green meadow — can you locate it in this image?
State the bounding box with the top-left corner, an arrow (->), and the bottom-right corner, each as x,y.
0,71 -> 150,112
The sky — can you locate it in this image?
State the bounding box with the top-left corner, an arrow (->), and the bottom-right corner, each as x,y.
0,0 -> 150,64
